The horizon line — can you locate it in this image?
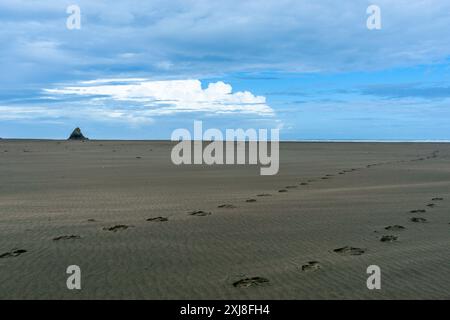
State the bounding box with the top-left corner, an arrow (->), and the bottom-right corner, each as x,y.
1,138 -> 450,143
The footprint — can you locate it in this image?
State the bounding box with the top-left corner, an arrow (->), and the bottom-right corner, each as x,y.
321,177 -> 330,180
410,209 -> 426,214
0,249 -> 27,259
257,194 -> 272,197
285,186 -> 297,189
385,225 -> 406,231
299,182 -> 309,186
218,204 -> 237,209
333,246 -> 366,256
432,197 -> 444,201
87,218 -> 97,222
146,217 -> 168,222
278,189 -> 288,193
189,210 -> 211,217
246,199 -> 257,203
410,217 -> 427,223
103,225 -> 132,232
232,277 -> 269,288
53,235 -> 81,241
301,261 -> 321,272
380,235 -> 398,242
426,203 -> 436,208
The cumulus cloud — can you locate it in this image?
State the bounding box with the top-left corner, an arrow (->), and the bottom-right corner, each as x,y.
44,79 -> 273,115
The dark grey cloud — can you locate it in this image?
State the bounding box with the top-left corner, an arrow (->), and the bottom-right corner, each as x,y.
2,0 -> 450,88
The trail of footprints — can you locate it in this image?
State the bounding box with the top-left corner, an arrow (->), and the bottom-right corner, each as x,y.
1,150 -> 446,289
241,193 -> 446,287
221,150 -> 445,286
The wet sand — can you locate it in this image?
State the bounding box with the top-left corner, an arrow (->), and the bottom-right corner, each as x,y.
0,140 -> 449,299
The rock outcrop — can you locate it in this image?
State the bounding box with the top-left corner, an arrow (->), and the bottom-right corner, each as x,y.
68,127 -> 88,140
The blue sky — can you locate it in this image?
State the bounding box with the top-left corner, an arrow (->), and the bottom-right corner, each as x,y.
1,0 -> 450,140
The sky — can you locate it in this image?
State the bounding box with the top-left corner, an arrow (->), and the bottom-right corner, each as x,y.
1,0 -> 450,140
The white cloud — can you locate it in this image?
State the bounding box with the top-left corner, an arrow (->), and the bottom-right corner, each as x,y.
44,79 -> 274,116
0,105 -> 154,125
0,106 -> 59,120
79,78 -> 147,85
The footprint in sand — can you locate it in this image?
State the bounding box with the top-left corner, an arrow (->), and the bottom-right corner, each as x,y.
410,217 -> 427,223
301,261 -> 322,272
0,249 -> 27,258
385,225 -> 406,231
103,225 -> 132,232
87,219 -> 97,222
333,246 -> 366,256
246,199 -> 257,203
410,209 -> 426,214
146,217 -> 168,222
218,204 -> 237,209
299,182 -> 309,186
426,203 -> 436,208
278,189 -> 288,193
232,277 -> 269,288
321,177 -> 330,180
285,186 -> 297,189
53,235 -> 81,241
257,194 -> 272,197
380,235 -> 398,242
189,210 -> 212,217
432,197 -> 444,201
